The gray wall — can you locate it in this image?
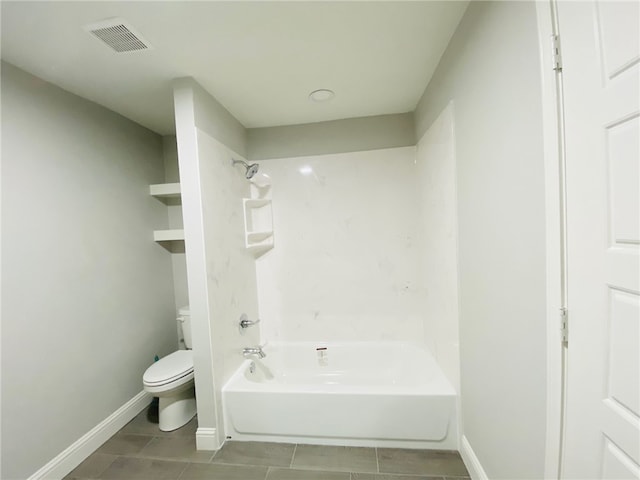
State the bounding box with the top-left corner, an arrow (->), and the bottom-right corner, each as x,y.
1,62 -> 178,479
414,2 -> 547,478
248,113 -> 415,160
188,79 -> 248,159
162,135 -> 190,313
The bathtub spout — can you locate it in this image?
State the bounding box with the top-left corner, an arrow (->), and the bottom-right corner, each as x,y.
243,346 -> 266,359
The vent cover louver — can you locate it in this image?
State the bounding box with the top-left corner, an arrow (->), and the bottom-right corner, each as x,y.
83,18 -> 152,53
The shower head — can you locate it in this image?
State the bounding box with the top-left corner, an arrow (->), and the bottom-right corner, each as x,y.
246,163 -> 259,179
232,158 -> 260,179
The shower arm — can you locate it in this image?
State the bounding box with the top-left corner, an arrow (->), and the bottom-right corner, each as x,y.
232,158 -> 250,169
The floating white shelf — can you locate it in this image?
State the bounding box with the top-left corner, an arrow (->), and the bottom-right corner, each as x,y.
150,181 -> 185,251
153,229 -> 185,242
149,182 -> 181,199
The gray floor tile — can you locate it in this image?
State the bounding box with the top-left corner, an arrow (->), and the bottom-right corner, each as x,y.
137,436 -> 215,462
121,408 -> 197,437
99,457 -> 188,479
267,467 -> 350,480
377,449 -> 468,477
351,473 -> 444,480
97,434 -> 153,455
69,406 -> 471,480
293,445 -> 377,473
64,453 -> 118,479
212,441 -> 295,467
178,463 -> 269,480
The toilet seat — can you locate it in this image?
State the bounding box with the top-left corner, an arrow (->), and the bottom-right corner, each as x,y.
143,350 -> 194,388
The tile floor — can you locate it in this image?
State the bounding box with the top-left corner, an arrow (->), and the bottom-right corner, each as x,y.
65,407 -> 470,480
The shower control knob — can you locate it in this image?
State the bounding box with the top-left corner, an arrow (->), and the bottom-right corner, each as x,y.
239,314 -> 261,329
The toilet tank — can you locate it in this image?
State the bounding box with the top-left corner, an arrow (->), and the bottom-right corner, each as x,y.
178,306 -> 192,349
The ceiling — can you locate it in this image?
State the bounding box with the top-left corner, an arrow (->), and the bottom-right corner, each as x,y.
1,1 -> 468,135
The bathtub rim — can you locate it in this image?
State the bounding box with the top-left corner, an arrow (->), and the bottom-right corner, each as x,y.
223,341 -> 457,395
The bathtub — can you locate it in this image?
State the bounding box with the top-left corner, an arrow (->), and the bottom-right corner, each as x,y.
222,342 -> 458,449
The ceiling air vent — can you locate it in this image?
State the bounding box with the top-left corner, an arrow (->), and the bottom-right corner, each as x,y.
83,18 -> 152,53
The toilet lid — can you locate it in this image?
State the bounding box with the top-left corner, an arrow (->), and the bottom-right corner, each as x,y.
143,350 -> 193,386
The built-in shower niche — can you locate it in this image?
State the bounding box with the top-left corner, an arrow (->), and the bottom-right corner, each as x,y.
242,177 -> 274,256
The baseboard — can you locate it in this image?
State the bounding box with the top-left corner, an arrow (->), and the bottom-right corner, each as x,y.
460,435 -> 489,480
196,427 -> 220,450
27,391 -> 153,480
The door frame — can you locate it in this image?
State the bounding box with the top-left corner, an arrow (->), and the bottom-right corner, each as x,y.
535,1 -> 567,478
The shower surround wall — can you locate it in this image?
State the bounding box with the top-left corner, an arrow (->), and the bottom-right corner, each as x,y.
255,133 -> 461,396
415,103 -> 460,395
256,146 -> 425,343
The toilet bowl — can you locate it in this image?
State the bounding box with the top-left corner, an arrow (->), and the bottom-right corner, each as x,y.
143,306 -> 196,431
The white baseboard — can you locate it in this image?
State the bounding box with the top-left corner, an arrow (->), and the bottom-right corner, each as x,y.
460,434 -> 489,480
196,427 -> 220,450
27,391 -> 152,480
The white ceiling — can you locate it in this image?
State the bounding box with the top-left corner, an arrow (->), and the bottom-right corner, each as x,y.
1,1 -> 468,134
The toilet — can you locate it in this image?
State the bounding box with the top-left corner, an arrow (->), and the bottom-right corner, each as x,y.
143,306 -> 196,431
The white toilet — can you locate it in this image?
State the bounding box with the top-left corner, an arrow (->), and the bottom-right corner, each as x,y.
143,306 -> 196,431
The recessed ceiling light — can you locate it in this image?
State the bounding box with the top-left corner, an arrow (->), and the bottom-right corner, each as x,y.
308,89 -> 335,102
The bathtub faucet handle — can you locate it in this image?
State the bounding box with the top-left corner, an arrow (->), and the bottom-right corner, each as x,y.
242,346 -> 266,359
239,314 -> 261,329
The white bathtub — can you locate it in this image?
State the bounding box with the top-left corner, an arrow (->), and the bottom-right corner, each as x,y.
222,342 -> 458,449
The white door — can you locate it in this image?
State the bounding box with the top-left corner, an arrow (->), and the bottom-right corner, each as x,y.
558,1 -> 640,478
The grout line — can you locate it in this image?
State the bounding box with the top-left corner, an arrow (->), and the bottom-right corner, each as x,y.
210,447 -> 219,462
88,453 -> 120,479
290,444 -> 298,468
174,461 -> 190,480
375,447 -> 379,473
207,460 -> 284,468
129,435 -> 156,458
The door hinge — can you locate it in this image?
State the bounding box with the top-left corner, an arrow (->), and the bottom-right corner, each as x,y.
560,307 -> 568,344
552,34 -> 563,72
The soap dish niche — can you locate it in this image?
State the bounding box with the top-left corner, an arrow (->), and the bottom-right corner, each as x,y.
243,198 -> 273,256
